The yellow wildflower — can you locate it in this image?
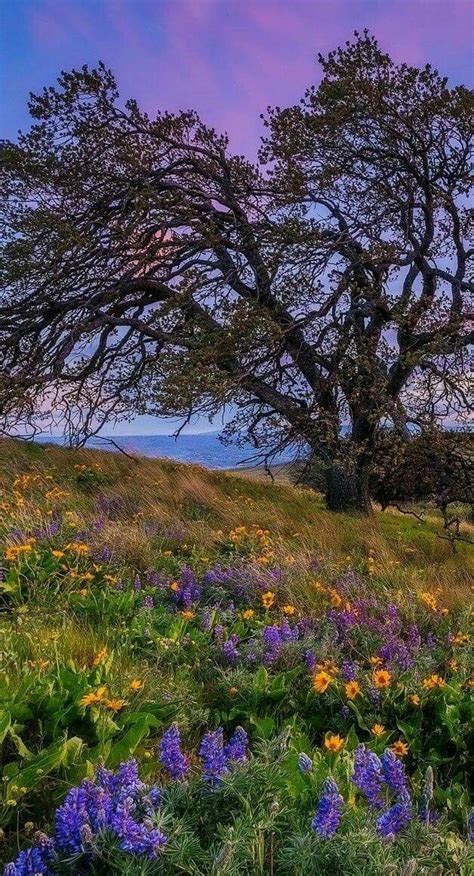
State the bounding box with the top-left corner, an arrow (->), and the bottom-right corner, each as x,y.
242,609 -> 255,620
261,590 -> 276,609
392,740 -> 409,757
282,604 -> 296,616
324,734 -> 345,752
345,680 -> 361,700
373,669 -> 392,689
371,724 -> 385,737
313,670 -> 333,694
129,679 -> 143,692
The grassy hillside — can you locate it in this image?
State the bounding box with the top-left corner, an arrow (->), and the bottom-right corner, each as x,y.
0,438 -> 472,874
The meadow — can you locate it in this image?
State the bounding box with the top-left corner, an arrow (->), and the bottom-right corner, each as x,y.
0,438 -> 472,875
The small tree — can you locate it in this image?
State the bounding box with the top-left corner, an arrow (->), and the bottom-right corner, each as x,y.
1,33 -> 472,512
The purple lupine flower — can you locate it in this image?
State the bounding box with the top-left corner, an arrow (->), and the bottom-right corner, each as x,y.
468,809 -> 474,842
2,844 -> 54,876
304,650 -> 317,672
199,728 -> 228,785
133,576 -> 142,591
222,634 -> 240,665
159,724 -> 189,780
341,660 -> 358,681
339,705 -> 351,720
213,624 -> 225,643
311,777 -> 344,838
224,727 -> 248,763
418,766 -> 433,827
298,753 -> 313,774
201,609 -> 213,631
381,750 -> 409,799
111,800 -> 167,858
352,745 -> 384,809
367,688 -> 381,707
376,798 -> 412,840
142,595 -> 154,610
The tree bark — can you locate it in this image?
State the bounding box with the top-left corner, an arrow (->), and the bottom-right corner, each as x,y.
325,460 -> 373,514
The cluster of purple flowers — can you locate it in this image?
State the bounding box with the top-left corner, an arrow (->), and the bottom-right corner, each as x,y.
199,726 -> 249,785
4,760 -> 166,875
352,745 -> 413,840
170,566 -> 202,608
159,723 -> 248,786
311,777 -> 344,838
159,723 -> 189,779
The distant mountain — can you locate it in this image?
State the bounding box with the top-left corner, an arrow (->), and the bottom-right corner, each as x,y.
36,432 -> 293,470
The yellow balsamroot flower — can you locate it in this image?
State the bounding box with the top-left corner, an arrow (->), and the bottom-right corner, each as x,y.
313,670 -> 333,694
261,590 -> 276,609
80,686 -> 108,707
228,687 -> 239,696
242,609 -> 255,620
422,674 -> 445,691
162,550 -> 172,557
66,542 -> 89,555
180,610 -> 195,620
371,724 -> 386,737
452,632 -> 469,646
129,679 -> 143,692
329,589 -> 342,608
449,659 -> 458,671
345,680 -> 361,700
92,647 -> 108,667
392,740 -> 409,757
104,698 -> 126,712
282,604 -> 296,616
369,656 -> 382,666
51,550 -> 65,558
419,591 -> 438,612
169,581 -> 180,592
324,734 -> 345,752
373,669 -> 392,689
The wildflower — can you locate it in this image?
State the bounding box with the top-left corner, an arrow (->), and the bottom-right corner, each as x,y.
313,670 -> 333,693
261,590 -> 276,609
105,698 -> 126,712
66,542 -> 89,555
422,674 -> 445,691
418,766 -> 434,826
282,604 -> 296,615
329,589 -> 342,608
376,798 -> 412,840
180,610 -> 195,620
224,726 -> 248,763
92,647 -> 108,667
311,777 -> 344,838
228,686 -> 239,696
369,656 -> 382,666
222,634 -> 240,665
80,686 -> 107,707
51,550 -> 65,558
159,724 -> 188,780
352,745 -> 384,809
324,734 -> 345,753
371,724 -> 386,737
449,658 -> 458,671
373,669 -> 392,689
129,679 -> 143,692
345,680 -> 361,700
409,693 -> 420,706
382,749 -> 409,795
391,740 -> 409,757
169,581 -> 179,592
452,632 -> 469,646
298,753 -> 313,774
199,728 -> 228,785
242,609 -> 255,620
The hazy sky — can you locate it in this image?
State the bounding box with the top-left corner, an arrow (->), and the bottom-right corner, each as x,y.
1,0 -> 473,434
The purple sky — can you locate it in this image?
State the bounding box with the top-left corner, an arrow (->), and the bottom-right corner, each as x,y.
1,0 -> 473,435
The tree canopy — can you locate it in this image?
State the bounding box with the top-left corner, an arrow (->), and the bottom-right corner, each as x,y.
1,32 -> 472,510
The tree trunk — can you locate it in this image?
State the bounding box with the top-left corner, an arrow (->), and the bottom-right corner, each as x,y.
325,460 -> 372,514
